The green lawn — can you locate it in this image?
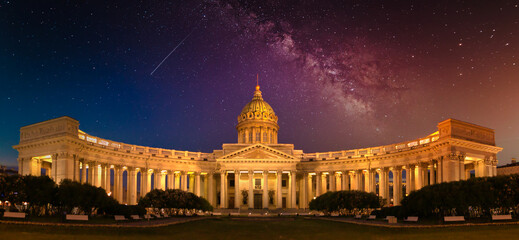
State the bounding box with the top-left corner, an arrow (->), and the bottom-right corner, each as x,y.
1,218 -> 518,240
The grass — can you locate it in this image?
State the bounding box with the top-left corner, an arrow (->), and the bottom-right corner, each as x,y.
2,218 -> 519,240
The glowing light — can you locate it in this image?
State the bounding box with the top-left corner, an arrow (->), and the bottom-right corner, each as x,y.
86,136 -> 97,143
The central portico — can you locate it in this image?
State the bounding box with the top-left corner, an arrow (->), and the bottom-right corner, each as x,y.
217,143 -> 299,209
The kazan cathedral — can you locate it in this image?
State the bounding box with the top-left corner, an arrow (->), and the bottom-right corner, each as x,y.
14,84 -> 502,210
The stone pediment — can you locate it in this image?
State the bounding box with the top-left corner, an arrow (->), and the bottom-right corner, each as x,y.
220,144 -> 294,160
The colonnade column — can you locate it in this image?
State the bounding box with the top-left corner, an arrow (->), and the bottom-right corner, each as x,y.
140,169 -> 148,195
262,171 -> 269,209
81,161 -> 87,184
363,171 -> 370,192
234,171 -> 241,209
128,168 -> 137,205
322,173 -> 328,193
329,172 -> 336,191
458,159 -> 466,181
167,171 -> 173,189
369,170 -> 376,193
315,172 -> 322,196
393,168 -> 402,206
414,164 -> 423,190
350,172 -> 357,190
104,165 -> 110,194
220,171 -> 227,208
100,164 -> 106,189
113,166 -> 119,200
73,157 -> 80,182
379,168 -> 389,205
406,165 -> 413,196
207,172 -> 214,206
248,170 -> 254,209
276,170 -> 283,209
174,172 -> 180,189
88,163 -> 94,185
302,173 -> 308,208
181,171 -> 188,191
342,172 -> 350,191
113,166 -> 121,202
195,172 -> 201,196
93,163 -> 100,187
290,171 -> 297,208
356,170 -> 363,191
430,163 -> 437,184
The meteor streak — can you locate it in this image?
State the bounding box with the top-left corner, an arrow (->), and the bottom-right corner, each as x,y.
150,29 -> 195,76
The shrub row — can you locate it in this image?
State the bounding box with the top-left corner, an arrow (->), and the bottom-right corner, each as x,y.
401,175 -> 519,218
138,189 -> 213,212
309,190 -> 381,212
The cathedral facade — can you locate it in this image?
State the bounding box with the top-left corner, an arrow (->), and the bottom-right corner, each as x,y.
13,85 -> 502,209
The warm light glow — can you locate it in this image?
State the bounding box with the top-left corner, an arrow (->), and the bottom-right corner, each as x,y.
99,140 -> 109,146
86,136 -> 97,143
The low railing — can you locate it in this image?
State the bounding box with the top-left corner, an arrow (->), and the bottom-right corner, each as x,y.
305,132 -> 440,160
77,130 -> 211,160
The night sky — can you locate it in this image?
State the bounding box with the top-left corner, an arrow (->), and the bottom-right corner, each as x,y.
1,1 -> 519,167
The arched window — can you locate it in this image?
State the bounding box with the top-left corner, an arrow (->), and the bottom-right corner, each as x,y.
256,131 -> 261,142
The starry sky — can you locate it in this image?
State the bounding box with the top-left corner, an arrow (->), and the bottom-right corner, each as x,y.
1,0 -> 518,167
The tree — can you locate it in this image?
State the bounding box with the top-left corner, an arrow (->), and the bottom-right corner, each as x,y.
21,175 -> 56,215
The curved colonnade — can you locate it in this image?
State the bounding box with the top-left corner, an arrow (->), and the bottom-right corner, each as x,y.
14,116 -> 502,208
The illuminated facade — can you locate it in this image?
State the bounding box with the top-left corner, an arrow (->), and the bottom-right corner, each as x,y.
13,85 -> 502,208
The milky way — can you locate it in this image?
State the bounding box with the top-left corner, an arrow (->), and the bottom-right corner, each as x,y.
1,0 -> 518,167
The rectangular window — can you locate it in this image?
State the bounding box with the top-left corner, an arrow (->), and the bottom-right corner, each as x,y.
256,132 -> 261,141
255,178 -> 261,186
230,179 -> 235,187
249,133 -> 253,142
282,179 -> 287,187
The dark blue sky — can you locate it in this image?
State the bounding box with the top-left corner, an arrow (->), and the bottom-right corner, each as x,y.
1,1 -> 519,167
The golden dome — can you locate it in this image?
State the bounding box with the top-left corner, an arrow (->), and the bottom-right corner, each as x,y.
238,85 -> 278,123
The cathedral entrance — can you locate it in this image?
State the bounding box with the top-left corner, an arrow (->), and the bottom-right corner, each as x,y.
254,194 -> 262,209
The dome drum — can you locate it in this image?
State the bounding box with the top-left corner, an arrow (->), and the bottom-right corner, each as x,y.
236,84 -> 279,144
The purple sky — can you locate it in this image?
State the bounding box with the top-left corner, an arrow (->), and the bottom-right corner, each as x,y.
1,1 -> 518,167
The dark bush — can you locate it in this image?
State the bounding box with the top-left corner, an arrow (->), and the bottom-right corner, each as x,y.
309,190 -> 381,212
138,189 -> 213,212
401,174 -> 519,218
